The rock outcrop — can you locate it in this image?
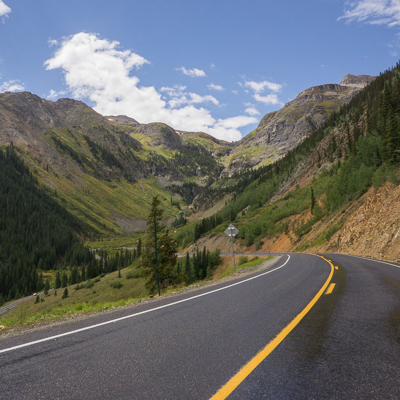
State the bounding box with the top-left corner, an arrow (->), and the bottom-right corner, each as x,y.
222,74 -> 375,177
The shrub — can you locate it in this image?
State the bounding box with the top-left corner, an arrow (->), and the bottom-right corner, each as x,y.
238,255 -> 248,265
110,281 -> 123,289
84,280 -> 94,289
126,269 -> 140,279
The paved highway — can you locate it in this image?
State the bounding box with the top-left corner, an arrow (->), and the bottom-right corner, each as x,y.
0,253 -> 399,399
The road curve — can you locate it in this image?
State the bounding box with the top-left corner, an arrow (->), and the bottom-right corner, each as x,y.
0,253 -> 332,399
228,253 -> 400,399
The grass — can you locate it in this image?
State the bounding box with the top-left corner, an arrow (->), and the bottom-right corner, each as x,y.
87,234 -> 143,251
0,254 -> 276,332
0,267 -> 147,330
214,255 -> 275,280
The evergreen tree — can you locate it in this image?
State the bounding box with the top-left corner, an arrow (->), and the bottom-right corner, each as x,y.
140,196 -> 178,294
184,251 -> 192,283
311,187 -> 316,214
44,279 -> 50,295
62,288 -> 69,299
61,271 -> 68,288
55,271 -> 61,289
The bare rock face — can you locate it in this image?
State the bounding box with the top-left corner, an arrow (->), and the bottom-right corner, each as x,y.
340,73 -> 375,88
222,75 -> 376,177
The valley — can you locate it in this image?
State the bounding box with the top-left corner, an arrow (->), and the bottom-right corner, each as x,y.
1,65 -> 400,329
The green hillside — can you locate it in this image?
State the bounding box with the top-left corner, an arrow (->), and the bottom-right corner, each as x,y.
188,63 -> 400,251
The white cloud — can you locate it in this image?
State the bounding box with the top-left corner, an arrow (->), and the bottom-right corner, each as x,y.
254,93 -> 281,105
44,32 -> 255,141
175,66 -> 206,77
0,1 -> 11,20
245,107 -> 260,116
209,116 -> 258,142
0,80 -> 24,92
244,80 -> 282,93
208,82 -> 224,91
243,79 -> 283,106
47,89 -> 66,99
160,84 -> 219,108
338,0 -> 400,27
48,39 -> 59,47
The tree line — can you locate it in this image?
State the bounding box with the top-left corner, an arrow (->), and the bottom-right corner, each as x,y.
0,145 -> 95,304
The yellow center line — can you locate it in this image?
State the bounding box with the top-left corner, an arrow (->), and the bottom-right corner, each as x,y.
325,283 -> 336,294
209,255 -> 334,400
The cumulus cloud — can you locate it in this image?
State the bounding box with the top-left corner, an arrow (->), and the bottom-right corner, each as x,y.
0,80 -> 24,92
161,84 -> 219,108
47,89 -> 66,99
245,107 -> 260,116
0,1 -> 11,21
208,116 -> 258,141
44,32 -> 255,141
338,0 -> 400,27
243,79 -> 283,106
175,66 -> 206,77
244,80 -> 282,93
254,93 -> 281,105
208,82 -> 224,91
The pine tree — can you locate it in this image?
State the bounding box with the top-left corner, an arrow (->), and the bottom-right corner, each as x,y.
62,288 -> 69,299
44,279 -> 50,295
184,251 -> 192,283
55,271 -> 61,289
140,196 -> 178,294
311,187 -> 316,214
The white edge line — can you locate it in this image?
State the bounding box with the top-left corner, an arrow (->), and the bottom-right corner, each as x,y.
337,253 -> 400,269
0,255 -> 291,355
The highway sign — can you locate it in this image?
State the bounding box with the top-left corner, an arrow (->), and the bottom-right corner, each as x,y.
225,224 -> 239,237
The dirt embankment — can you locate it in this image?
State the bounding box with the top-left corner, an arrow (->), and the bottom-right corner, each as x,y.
193,182 -> 400,262
316,182 -> 400,261
184,235 -> 247,255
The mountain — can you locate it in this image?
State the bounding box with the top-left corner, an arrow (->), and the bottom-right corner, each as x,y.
189,65 -> 400,263
0,92 -> 231,234
0,73 -> 377,238
222,74 -> 375,177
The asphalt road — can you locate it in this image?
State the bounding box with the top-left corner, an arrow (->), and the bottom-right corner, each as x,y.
0,253 -> 399,399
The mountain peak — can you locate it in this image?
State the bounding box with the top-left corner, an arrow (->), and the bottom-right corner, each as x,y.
340,74 -> 375,88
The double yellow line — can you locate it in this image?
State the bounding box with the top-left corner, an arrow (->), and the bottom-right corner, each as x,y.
210,255 -> 335,400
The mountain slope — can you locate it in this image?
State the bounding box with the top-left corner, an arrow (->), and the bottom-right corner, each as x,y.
0,92 -> 231,234
222,74 -> 375,177
187,67 -> 400,262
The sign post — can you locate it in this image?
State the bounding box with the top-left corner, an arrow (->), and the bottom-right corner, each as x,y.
224,224 -> 239,273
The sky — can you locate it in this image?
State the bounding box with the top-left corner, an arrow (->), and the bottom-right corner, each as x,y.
1,1 -> 400,142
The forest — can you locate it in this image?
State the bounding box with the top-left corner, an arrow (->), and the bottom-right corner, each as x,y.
0,146 -> 141,305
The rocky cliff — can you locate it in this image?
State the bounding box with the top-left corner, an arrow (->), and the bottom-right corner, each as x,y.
222,74 -> 375,177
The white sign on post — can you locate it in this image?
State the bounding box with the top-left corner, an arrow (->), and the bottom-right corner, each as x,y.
225,224 -> 239,272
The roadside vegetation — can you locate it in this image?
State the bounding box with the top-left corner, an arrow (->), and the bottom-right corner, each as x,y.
188,62 -> 400,250
0,250 -> 273,331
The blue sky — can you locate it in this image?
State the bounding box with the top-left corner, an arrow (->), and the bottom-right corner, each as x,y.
1,1 -> 400,141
